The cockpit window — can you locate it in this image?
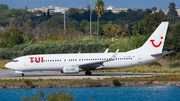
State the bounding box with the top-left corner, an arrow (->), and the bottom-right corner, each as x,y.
12,60 -> 18,62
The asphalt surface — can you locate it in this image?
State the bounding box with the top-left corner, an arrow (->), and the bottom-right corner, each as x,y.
0,70 -> 168,79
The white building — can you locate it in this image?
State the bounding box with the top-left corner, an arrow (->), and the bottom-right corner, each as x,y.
175,7 -> 180,17
55,6 -> 69,14
107,6 -> 128,13
29,5 -> 69,14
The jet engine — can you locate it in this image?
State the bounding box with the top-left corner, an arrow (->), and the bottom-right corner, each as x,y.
61,65 -> 79,74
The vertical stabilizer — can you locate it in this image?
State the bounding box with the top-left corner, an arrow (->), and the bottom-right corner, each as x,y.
128,22 -> 169,53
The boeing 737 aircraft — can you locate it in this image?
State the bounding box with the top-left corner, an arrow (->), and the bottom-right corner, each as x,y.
5,22 -> 172,76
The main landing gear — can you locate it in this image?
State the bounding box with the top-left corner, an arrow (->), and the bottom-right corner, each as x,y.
85,70 -> 92,75
21,73 -> 24,77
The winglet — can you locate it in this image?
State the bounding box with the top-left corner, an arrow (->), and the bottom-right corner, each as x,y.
110,49 -> 119,60
104,48 -> 109,53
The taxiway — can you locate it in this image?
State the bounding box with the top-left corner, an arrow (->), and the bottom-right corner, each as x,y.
0,70 -> 169,79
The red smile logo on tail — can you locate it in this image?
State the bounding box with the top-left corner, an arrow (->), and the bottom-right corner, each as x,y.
150,36 -> 163,48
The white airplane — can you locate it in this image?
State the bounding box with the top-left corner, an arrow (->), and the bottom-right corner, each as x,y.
5,22 -> 172,76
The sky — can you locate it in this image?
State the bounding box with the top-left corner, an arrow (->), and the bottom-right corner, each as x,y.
1,0 -> 180,10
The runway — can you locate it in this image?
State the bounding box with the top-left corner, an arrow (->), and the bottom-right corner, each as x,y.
0,70 -> 168,79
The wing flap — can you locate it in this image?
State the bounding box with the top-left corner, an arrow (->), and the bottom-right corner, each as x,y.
79,49 -> 119,70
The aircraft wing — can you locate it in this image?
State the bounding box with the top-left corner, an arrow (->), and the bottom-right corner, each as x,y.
79,49 -> 119,70
151,51 -> 173,57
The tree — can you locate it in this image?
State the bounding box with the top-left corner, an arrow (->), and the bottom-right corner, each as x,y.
68,8 -> 76,14
47,9 -> 51,18
151,7 -> 157,12
34,10 -> 43,15
134,21 -> 139,36
159,9 -> 165,17
0,4 -> 9,12
142,13 -> 167,34
171,24 -> 180,53
139,22 -> 144,35
80,19 -> 89,33
127,20 -> 133,36
25,6 -> 28,10
22,90 -> 75,101
168,2 -> 178,16
6,28 -> 24,48
95,0 -> 106,37
102,21 -> 124,37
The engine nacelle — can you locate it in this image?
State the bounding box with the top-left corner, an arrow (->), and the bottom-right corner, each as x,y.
61,65 -> 79,74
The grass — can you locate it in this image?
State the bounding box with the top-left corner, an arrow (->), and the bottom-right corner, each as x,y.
1,74 -> 180,89
92,64 -> 180,73
0,59 -> 10,70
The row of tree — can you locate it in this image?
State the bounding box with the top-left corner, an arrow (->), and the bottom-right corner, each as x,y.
0,2 -> 178,37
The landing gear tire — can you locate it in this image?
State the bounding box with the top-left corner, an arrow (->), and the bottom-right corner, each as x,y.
21,73 -> 24,77
85,71 -> 92,75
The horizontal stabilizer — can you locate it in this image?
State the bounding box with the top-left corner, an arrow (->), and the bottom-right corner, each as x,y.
151,51 -> 173,57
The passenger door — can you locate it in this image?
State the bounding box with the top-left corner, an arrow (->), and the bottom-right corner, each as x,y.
24,57 -> 29,66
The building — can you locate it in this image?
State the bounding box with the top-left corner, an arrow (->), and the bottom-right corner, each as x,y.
106,6 -> 128,13
175,7 -> 180,17
55,6 -> 69,14
33,5 -> 55,13
29,5 -> 69,14
152,10 -> 168,15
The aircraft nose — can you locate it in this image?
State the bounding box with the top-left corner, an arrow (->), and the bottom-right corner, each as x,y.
5,63 -> 12,69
